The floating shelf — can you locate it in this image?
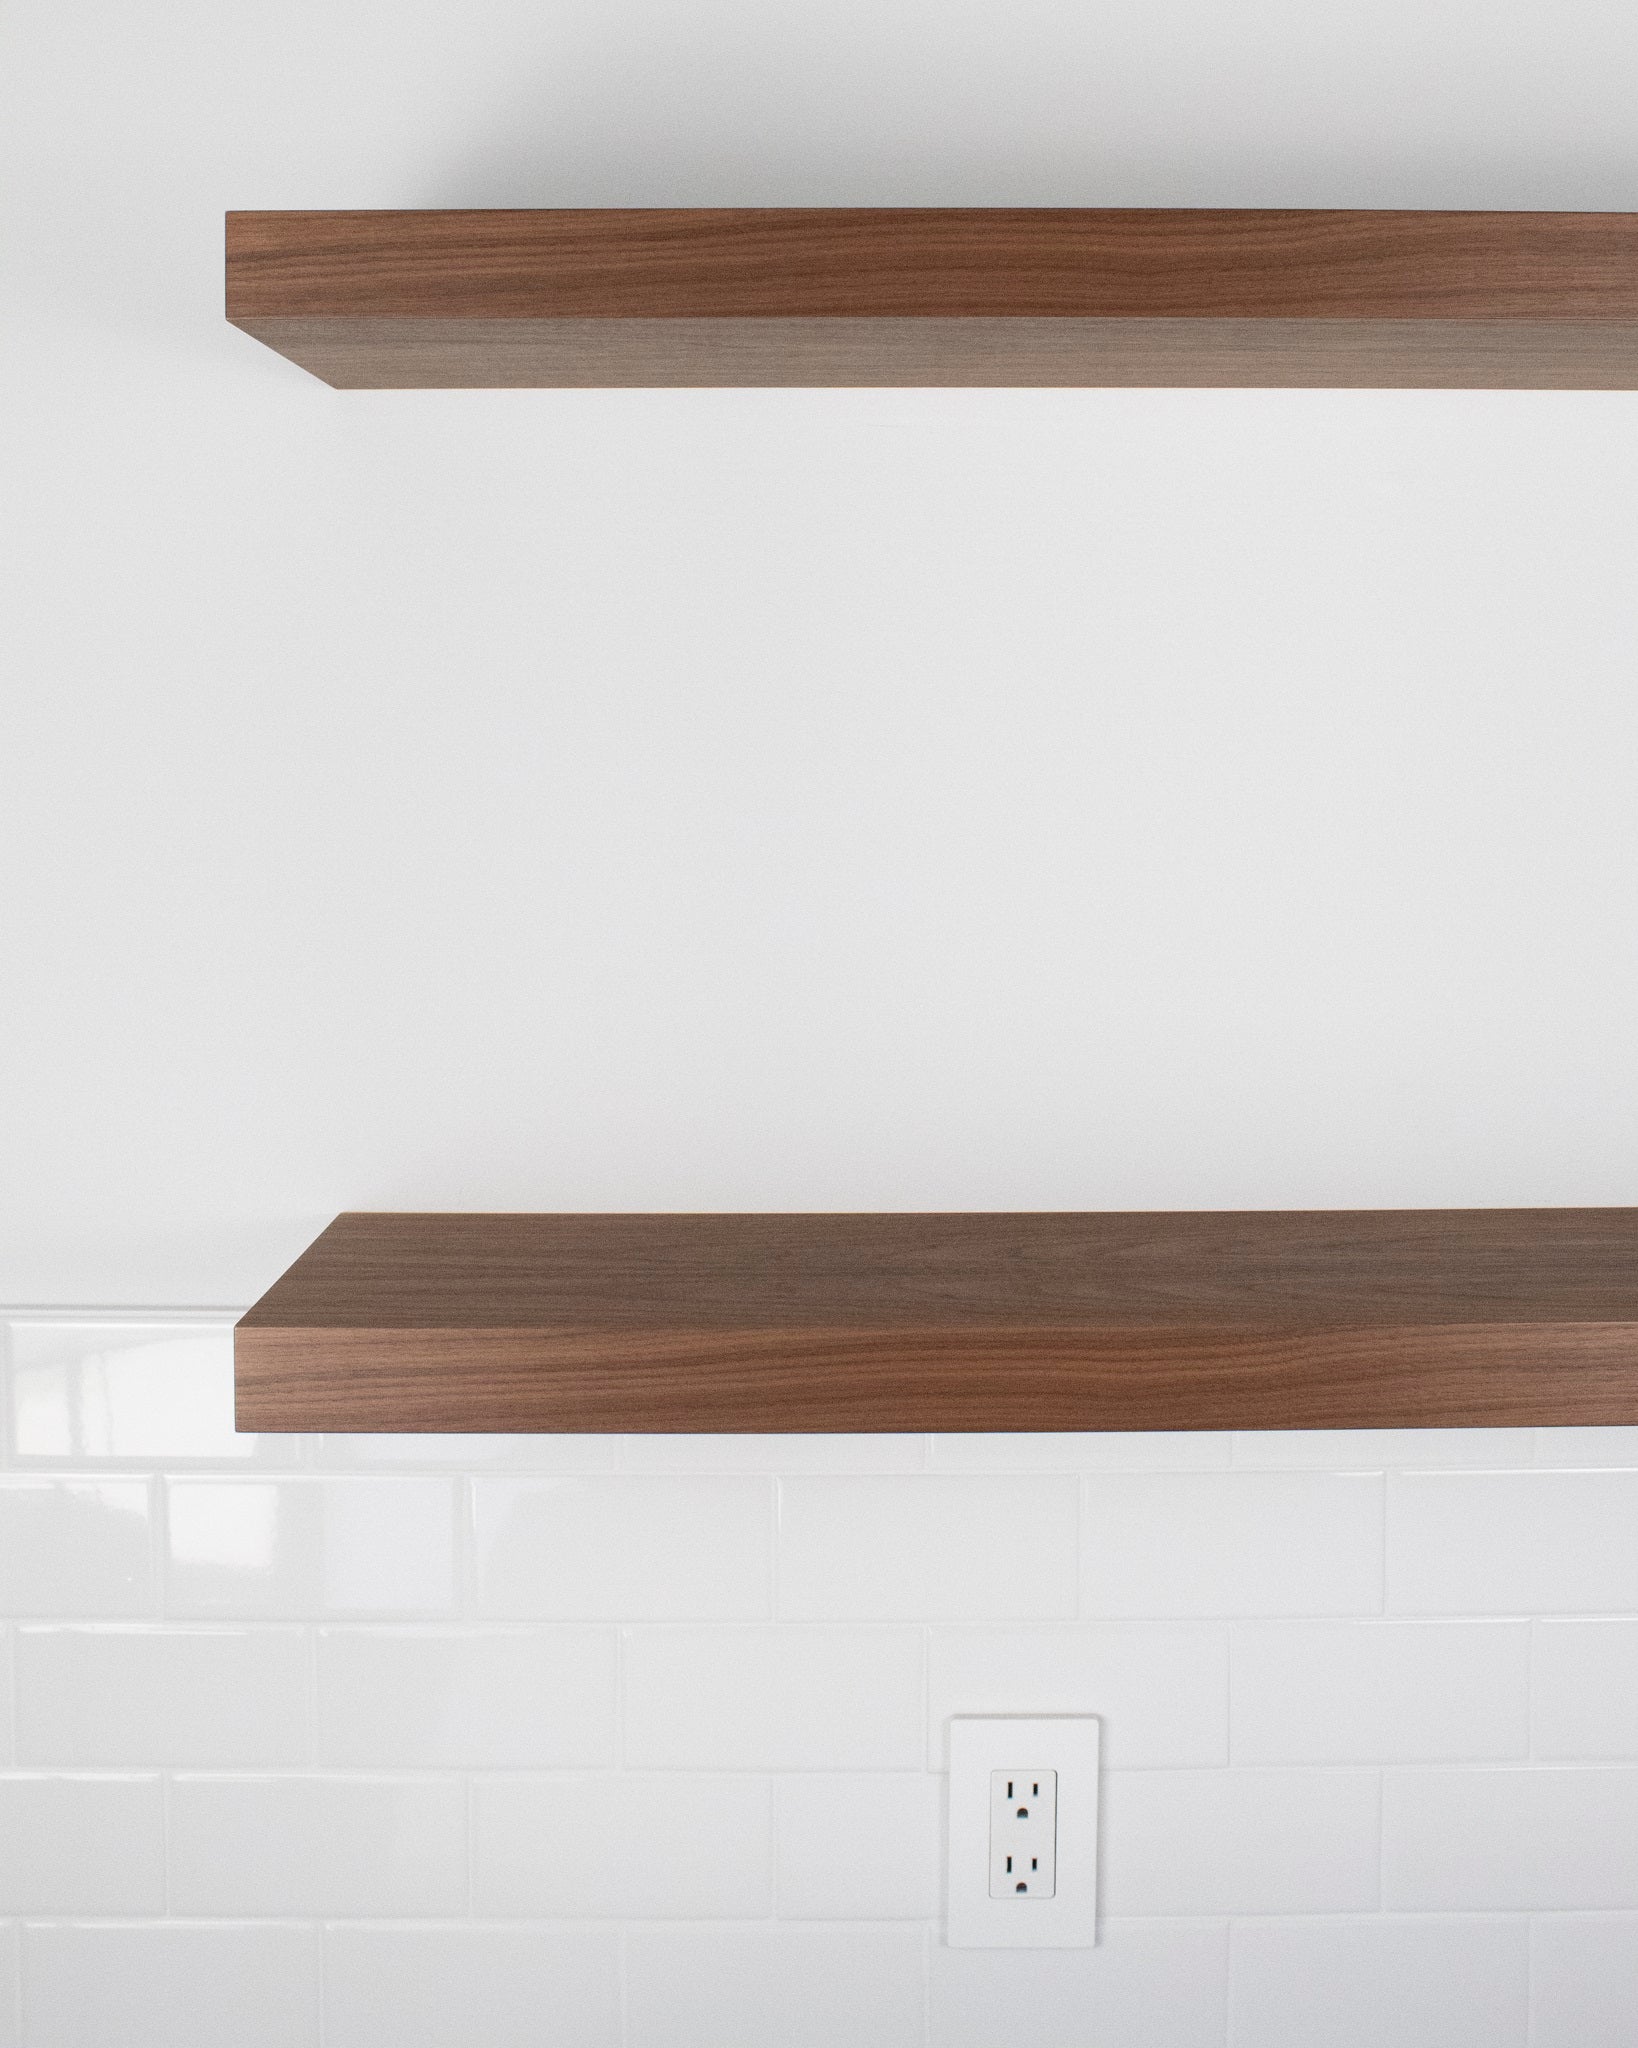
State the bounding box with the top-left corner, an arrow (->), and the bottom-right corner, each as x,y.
234,1209 -> 1638,1433
224,209 -> 1638,391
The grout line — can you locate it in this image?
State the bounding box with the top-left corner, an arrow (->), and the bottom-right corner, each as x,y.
464,1776 -> 475,1920
615,1627 -> 628,1770
454,1477 -> 474,1624
769,1771 -> 782,1919
919,1623 -> 932,1781
1,1627 -> 13,1771
1526,1617 -> 1538,1764
0,1306 -> 249,1319
1222,1916 -> 1236,2048
1379,1471 -> 1390,1617
307,1625 -> 321,1769
0,1319 -> 13,1471
1223,1621 -> 1235,1768
160,1769 -> 172,1917
768,1476 -> 781,1623
1372,1766 -> 1385,1913
1073,1472 -> 1085,1621
1525,1910 -> 1541,2048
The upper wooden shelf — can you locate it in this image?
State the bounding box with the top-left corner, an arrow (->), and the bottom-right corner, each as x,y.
234,1208 -> 1638,1433
225,208 -> 1638,390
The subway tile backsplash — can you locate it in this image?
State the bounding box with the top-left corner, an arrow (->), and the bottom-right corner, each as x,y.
5,1309 -> 1638,2044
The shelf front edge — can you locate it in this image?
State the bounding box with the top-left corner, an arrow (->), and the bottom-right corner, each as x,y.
228,314 -> 1638,390
233,1320 -> 1638,1434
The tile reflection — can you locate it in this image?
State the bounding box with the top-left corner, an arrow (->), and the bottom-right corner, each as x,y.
166,1480 -> 457,1619
9,1323 -> 256,1462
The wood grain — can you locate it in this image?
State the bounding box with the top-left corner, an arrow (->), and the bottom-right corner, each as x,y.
224,210 -> 1638,388
234,1210 -> 1638,1432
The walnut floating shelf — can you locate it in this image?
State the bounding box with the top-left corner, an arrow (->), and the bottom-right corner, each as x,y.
225,208 -> 1638,390
224,209 -> 1638,391
234,1209 -> 1638,1433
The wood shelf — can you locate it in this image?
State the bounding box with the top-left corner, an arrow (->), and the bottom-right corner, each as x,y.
225,209 -> 1638,390
234,1209 -> 1638,1433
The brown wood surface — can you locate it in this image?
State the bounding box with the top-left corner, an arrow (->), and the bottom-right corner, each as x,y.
235,1210 -> 1638,1432
225,210 -> 1638,388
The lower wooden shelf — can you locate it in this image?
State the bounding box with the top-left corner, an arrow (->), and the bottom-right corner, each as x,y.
224,210 -> 1638,390
234,1209 -> 1638,1433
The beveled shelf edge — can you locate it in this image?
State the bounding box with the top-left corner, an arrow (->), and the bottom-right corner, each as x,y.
234,1209 -> 1638,1433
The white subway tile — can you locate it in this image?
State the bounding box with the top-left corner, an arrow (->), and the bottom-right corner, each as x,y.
316,1627 -> 616,1767
625,1626 -> 923,1770
930,1921 -> 1228,2048
473,1774 -> 771,1918
20,1924 -> 319,2048
168,1775 -> 465,1916
776,1774 -> 941,1918
473,1477 -> 771,1620
1529,1914 -> 1638,2048
1229,1917 -> 1528,2048
165,1479 -> 457,1618
15,1626 -> 309,1766
930,1432 -> 1230,1471
1083,1473 -> 1383,1619
1533,1621 -> 1638,1759
322,1927 -> 620,2048
1534,1427 -> 1638,1468
1230,1621 -> 1529,1764
1388,1471 -> 1638,1614
0,1480 -> 153,1617
0,1774 -> 163,1913
7,1322 -> 288,1465
0,1924 -> 13,2048
1233,1428 -> 1531,1469
625,1435 -> 926,1473
927,1624 -> 1227,1769
0,1631 -> 12,1766
625,1926 -> 925,2048
777,1476 -> 1078,1621
1102,1768 -> 1380,1916
317,1433 -> 626,1470
1384,1767 -> 1638,1909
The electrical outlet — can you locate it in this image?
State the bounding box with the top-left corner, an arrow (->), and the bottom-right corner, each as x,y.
990,1769 -> 1057,1897
947,1716 -> 1098,1948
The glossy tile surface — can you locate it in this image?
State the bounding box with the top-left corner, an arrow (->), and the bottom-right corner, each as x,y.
316,1626 -> 617,1767
15,1626 -> 310,1765
167,1774 -> 466,1916
20,1925 -> 319,2048
623,1625 -> 923,1769
165,1479 -> 458,1618
0,1775 -> 165,1914
473,1476 -> 772,1619
4,1310 -> 1638,2042
322,1927 -> 621,2048
0,1480 -> 153,1617
777,1476 -> 1078,1620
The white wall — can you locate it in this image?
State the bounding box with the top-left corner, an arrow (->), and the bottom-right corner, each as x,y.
6,1319 -> 1638,2047
4,0 -> 1638,1305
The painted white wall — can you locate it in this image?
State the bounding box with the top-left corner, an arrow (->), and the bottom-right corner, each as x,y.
4,0 -> 1638,1304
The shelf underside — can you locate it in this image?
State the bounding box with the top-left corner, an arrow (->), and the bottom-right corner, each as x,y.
235,1210 -> 1638,1433
225,210 -> 1638,389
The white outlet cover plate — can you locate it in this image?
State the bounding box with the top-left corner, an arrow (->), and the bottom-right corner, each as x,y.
947,1714 -> 1100,1948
